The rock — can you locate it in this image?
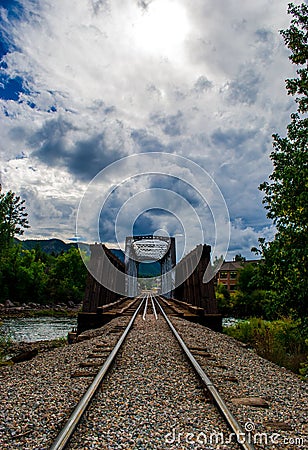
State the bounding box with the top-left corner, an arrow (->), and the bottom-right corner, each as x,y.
231,397 -> 269,408
5,299 -> 15,308
264,421 -> 293,431
10,348 -> 39,363
27,302 -> 38,308
224,376 -> 239,383
77,334 -> 91,342
71,370 -> 95,378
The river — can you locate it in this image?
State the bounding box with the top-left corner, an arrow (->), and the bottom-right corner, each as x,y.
1,316 -> 77,342
0,316 -> 240,343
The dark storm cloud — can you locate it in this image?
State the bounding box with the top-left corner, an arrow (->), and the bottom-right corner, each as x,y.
68,135 -> 125,181
132,211 -> 154,235
147,174 -> 204,210
31,117 -> 126,180
0,0 -> 295,256
227,66 -> 262,105
132,209 -> 184,237
131,129 -> 167,152
30,118 -> 72,165
211,127 -> 257,150
151,111 -> 184,136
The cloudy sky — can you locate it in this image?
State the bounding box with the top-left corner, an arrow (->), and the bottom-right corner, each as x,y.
0,0 -> 300,261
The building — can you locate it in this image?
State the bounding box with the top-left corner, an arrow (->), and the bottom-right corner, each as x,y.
216,260 -> 260,292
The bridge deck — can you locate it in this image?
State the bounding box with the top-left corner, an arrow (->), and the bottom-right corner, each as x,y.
77,295 -> 222,334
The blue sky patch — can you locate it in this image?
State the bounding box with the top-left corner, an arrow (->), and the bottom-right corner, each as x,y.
1,0 -> 25,18
0,74 -> 24,100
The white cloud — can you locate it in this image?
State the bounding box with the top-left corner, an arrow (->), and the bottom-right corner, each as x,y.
0,0 -> 298,258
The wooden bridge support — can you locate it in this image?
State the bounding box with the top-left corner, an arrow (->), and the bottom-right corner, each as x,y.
174,244 -> 221,331
124,237 -> 139,297
78,244 -> 126,333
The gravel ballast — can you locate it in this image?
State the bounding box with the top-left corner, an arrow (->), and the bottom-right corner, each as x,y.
0,312 -> 307,449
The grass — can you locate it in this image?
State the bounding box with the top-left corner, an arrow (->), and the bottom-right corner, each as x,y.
0,322 -> 12,364
48,336 -> 67,348
0,331 -> 67,365
224,317 -> 308,377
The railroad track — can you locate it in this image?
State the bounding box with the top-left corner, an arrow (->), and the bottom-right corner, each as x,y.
51,295 -> 255,450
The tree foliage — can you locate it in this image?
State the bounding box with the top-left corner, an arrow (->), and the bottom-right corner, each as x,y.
0,246 -> 87,305
0,186 -> 87,305
257,3 -> 308,318
0,185 -> 29,250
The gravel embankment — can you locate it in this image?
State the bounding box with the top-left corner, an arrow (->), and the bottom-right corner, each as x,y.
67,315 -> 240,450
172,317 -> 308,450
0,313 -> 307,449
0,317 -> 129,449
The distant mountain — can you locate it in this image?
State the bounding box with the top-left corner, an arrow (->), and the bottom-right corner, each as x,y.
15,238 -> 77,254
138,261 -> 161,277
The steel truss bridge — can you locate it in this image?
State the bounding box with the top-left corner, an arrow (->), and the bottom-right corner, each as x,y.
79,235 -> 221,333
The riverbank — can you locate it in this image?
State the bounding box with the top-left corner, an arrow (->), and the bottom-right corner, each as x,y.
0,302 -> 81,319
0,308 -> 78,361
1,338 -> 68,366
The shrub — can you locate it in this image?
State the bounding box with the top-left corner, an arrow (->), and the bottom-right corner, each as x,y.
0,323 -> 12,362
224,317 -> 308,374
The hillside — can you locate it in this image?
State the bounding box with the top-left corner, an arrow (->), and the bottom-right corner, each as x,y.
15,238 -> 77,254
16,239 -> 161,276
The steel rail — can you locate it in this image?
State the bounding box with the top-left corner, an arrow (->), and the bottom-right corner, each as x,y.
154,296 -> 256,450
150,293 -> 158,320
142,294 -> 148,320
50,296 -> 145,450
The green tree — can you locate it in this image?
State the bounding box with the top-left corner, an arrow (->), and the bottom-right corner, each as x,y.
0,247 -> 47,304
0,185 -> 29,251
234,254 -> 246,262
257,3 -> 308,318
46,248 -> 87,304
237,263 -> 262,294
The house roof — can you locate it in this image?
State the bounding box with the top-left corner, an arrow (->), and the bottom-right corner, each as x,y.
219,260 -> 260,271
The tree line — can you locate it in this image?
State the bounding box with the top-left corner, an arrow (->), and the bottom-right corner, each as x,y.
253,3 -> 307,320
0,185 -> 87,305
0,245 -> 87,306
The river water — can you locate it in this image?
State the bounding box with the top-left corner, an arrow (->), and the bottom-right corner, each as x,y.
1,317 -> 77,342
0,316 -> 240,343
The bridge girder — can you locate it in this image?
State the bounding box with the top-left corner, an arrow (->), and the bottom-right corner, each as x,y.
125,235 -> 176,297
